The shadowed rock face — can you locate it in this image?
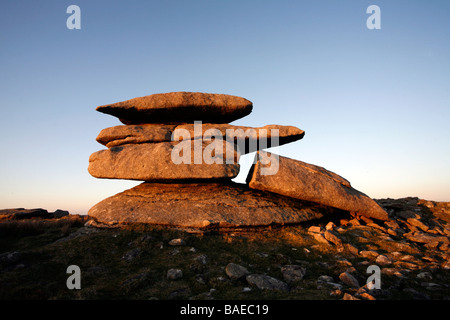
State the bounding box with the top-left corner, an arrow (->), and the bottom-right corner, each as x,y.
0,208 -> 51,220
95,123 -> 305,153
96,92 -> 253,124
247,151 -> 388,221
0,208 -> 69,220
88,140 -> 240,182
87,182 -> 337,229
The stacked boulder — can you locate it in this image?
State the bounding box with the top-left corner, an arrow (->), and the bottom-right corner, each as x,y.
88,92 -> 387,230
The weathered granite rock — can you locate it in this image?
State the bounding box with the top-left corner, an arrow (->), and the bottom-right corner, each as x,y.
246,151 -> 388,220
88,140 -> 240,181
96,92 -> 253,124
87,182 -> 334,229
96,123 -> 305,153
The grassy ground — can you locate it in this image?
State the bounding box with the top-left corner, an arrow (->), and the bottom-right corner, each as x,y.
1,210 -> 449,300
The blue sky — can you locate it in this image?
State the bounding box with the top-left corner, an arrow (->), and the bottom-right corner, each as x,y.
1,0 -> 449,214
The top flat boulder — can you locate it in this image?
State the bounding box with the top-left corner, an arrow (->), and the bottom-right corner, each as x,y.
96,92 -> 253,124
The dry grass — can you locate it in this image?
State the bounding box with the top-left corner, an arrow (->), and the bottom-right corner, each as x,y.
0,215 -> 86,237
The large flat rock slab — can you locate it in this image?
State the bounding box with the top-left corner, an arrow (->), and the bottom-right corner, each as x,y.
96,92 -> 253,124
88,140 -> 240,181
96,123 -> 305,153
96,124 -> 177,147
87,182 -> 332,230
246,151 -> 388,220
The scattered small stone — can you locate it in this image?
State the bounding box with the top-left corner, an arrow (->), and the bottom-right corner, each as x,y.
421,256 -> 438,263
318,275 -> 334,283
387,228 -> 399,237
407,218 -> 429,232
330,289 -> 342,297
122,272 -> 149,287
325,282 -> 343,290
420,282 -> 441,290
394,261 -> 420,270
336,258 -> 352,267
417,272 -> 432,280
359,250 -> 379,259
358,260 -> 371,267
360,216 -> 373,224
194,254 -> 208,265
0,251 -> 22,265
246,274 -> 289,292
344,244 -> 359,256
313,233 -> 330,245
339,272 -> 360,288
325,222 -> 336,230
225,263 -> 250,280
121,248 -> 142,261
385,220 -> 400,229
280,265 -> 306,283
169,238 -> 185,246
168,287 -> 191,299
343,293 -> 360,300
195,274 -> 207,284
256,252 -> 269,258
376,254 -> 393,265
308,226 -> 322,234
324,231 -> 343,248
167,269 -> 183,280
405,232 -> 449,245
367,223 -> 388,233
345,266 -> 357,274
400,255 -> 416,261
359,292 -> 376,300
335,226 -> 346,233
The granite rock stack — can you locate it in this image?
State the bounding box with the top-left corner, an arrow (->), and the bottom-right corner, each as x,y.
88,91 -> 387,230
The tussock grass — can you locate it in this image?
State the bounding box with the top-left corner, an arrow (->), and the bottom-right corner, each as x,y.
0,215 -> 86,237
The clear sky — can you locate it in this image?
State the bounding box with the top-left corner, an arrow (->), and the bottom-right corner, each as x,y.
1,0 -> 449,214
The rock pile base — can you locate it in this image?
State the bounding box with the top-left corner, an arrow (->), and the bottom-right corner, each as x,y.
88,182 -> 343,230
